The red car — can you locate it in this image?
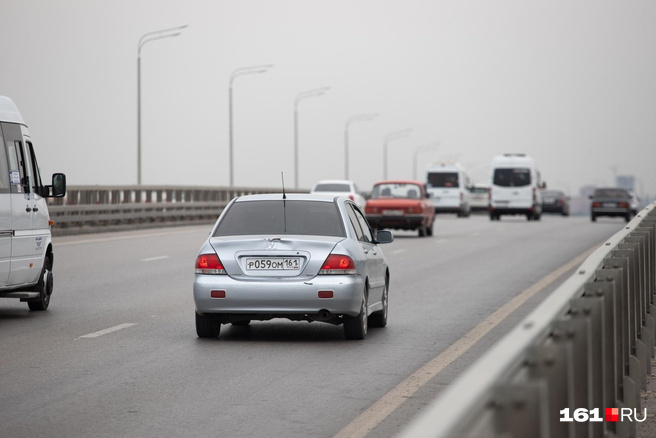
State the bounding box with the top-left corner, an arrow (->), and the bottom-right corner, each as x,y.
365,180 -> 435,237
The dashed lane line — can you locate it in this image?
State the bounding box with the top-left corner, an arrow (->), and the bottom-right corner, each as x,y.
76,323 -> 138,339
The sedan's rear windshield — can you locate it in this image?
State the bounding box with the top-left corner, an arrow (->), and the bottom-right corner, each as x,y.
493,168 -> 531,187
313,183 -> 350,192
214,200 -> 345,237
594,189 -> 629,199
427,172 -> 458,188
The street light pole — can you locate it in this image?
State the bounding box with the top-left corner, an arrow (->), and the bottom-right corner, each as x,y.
294,86 -> 330,188
344,113 -> 378,180
413,142 -> 439,180
228,64 -> 273,187
383,129 -> 412,180
137,24 -> 188,186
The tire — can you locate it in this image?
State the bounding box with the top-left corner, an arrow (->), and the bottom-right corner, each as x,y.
344,292 -> 368,340
27,255 -> 53,311
591,214 -> 596,222
526,214 -> 533,221
369,282 -> 388,328
625,213 -> 631,222
196,312 -> 221,338
426,221 -> 434,237
418,225 -> 426,237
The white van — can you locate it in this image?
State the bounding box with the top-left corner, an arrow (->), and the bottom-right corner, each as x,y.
489,154 -> 544,221
0,96 -> 66,310
425,162 -> 471,217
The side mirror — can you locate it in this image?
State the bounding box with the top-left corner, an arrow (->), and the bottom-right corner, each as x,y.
425,191 -> 430,199
540,182 -> 547,189
375,229 -> 394,244
48,173 -> 66,198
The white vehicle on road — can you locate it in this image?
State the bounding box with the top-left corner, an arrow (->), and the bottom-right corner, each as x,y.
489,153 -> 544,221
425,162 -> 471,217
310,180 -> 366,210
0,96 -> 66,310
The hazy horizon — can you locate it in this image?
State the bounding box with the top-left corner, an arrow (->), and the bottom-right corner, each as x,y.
2,1 -> 655,198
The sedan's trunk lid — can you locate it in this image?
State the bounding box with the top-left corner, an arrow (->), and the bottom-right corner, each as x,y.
209,235 -> 343,278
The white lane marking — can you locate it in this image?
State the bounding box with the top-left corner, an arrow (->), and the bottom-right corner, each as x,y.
141,255 -> 170,262
55,227 -> 205,246
332,244 -> 598,438
77,323 -> 138,339
389,249 -> 406,255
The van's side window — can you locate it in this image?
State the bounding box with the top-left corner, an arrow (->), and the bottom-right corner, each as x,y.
6,141 -> 28,194
0,128 -> 10,193
26,142 -> 43,196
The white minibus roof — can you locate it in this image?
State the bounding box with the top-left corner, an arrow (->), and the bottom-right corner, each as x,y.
0,96 -> 25,125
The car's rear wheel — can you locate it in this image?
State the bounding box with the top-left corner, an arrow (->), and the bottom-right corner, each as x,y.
625,213 -> 632,222
344,292 -> 368,340
426,221 -> 434,237
369,282 -> 388,328
27,255 -> 53,311
591,214 -> 596,222
196,312 -> 221,338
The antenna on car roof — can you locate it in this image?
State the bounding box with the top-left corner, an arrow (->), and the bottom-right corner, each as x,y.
281,172 -> 287,233
281,172 -> 287,200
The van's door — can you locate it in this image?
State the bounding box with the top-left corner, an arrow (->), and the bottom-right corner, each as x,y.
0,125 -> 13,286
24,139 -> 49,267
2,122 -> 39,286
492,167 -> 533,209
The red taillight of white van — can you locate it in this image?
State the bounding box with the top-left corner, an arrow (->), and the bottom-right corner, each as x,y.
195,254 -> 226,275
319,254 -> 356,275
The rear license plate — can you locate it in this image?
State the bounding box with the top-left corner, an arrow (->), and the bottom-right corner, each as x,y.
246,258 -> 300,270
603,202 -> 617,207
382,209 -> 404,216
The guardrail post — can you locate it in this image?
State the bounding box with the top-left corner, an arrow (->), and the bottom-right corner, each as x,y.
526,343 -> 570,437
492,384 -> 544,437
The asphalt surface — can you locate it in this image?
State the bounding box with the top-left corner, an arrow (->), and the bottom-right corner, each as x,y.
0,214 -> 647,438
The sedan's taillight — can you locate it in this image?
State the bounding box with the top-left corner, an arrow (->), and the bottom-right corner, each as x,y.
592,202 -> 602,208
365,206 -> 377,214
319,254 -> 356,275
195,254 -> 226,275
618,202 -> 629,208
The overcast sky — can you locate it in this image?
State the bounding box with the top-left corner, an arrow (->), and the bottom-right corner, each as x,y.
2,1 -> 655,197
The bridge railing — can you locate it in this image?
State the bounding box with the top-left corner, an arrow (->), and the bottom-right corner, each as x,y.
48,185 -> 306,235
399,203 -> 656,438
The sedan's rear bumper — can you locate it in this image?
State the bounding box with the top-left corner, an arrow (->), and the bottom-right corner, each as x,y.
365,214 -> 425,230
591,207 -> 630,217
193,274 -> 365,319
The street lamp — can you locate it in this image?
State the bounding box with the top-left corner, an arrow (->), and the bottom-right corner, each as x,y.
229,64 -> 274,187
294,86 -> 330,188
344,113 -> 378,180
137,24 -> 188,186
383,129 -> 412,180
413,142 -> 439,180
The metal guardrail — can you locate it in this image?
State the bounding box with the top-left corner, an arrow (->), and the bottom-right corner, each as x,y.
399,203 -> 656,438
48,185 -> 307,235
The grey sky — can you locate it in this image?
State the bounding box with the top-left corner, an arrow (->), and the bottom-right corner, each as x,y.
2,1 -> 655,197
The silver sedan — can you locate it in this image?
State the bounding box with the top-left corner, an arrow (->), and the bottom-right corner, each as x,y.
193,193 -> 393,340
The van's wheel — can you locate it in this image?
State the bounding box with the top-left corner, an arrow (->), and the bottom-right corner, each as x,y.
418,225 -> 426,237
196,312 -> 221,338
344,290 -> 368,340
27,255 -> 53,311
426,221 -> 434,237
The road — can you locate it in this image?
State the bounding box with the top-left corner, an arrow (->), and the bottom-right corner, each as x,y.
0,215 -> 627,437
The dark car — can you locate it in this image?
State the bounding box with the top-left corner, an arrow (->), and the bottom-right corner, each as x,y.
541,190 -> 570,216
589,188 -> 633,222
